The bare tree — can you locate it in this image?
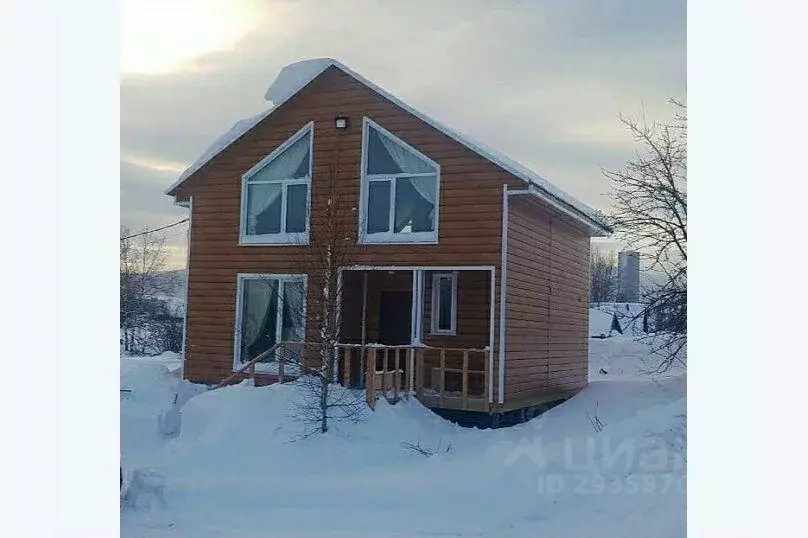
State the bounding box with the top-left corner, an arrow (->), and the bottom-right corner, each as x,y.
286,136 -> 366,435
603,99 -> 687,371
120,227 -> 179,354
590,249 -> 618,304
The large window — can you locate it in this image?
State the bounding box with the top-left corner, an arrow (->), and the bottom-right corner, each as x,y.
233,274 -> 306,373
240,123 -> 313,245
430,272 -> 457,335
360,118 -> 440,243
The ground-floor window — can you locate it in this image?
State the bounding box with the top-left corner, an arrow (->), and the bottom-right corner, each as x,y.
234,274 -> 306,372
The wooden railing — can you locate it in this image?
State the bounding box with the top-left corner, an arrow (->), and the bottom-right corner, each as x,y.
210,341 -> 490,411
211,341 -> 301,389
334,343 -> 490,411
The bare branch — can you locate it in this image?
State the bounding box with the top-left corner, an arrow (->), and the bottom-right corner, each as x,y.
603,100 -> 687,370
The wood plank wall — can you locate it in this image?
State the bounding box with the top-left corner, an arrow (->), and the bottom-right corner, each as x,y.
504,196 -> 591,402
171,67 -> 512,384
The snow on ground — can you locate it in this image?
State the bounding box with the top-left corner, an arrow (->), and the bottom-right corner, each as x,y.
121,354 -> 201,470
589,336 -> 685,380
121,334 -> 685,537
122,352 -> 184,376
590,302 -> 648,337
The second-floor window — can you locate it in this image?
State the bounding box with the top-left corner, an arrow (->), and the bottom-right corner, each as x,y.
360,118 -> 440,244
240,122 -> 313,245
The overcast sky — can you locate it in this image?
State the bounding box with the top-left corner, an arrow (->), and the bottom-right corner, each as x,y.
121,0 -> 685,268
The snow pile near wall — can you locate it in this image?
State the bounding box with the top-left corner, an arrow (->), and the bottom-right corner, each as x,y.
121,357 -> 205,470
161,380 -> 470,478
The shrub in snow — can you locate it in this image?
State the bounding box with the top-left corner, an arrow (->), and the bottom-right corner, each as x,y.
401,439 -> 453,457
123,467 -> 166,511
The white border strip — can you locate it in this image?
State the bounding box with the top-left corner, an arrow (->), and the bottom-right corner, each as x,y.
488,268 -> 496,403
345,265 -> 495,272
179,196 -> 193,383
498,185 -> 510,405
232,273 -> 308,372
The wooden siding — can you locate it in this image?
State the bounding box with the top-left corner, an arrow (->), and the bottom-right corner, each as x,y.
421,270 -> 490,350
177,66 -> 511,385
503,196 -> 591,402
174,65 -> 593,409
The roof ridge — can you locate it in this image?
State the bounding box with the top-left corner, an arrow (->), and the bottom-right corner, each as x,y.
166,58 -> 610,234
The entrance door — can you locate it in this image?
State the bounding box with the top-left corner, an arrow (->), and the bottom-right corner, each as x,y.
378,291 -> 412,345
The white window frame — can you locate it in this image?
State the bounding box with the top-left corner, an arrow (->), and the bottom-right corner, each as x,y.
358,117 -> 441,244
430,272 -> 457,335
232,273 -> 308,373
239,122 -> 314,245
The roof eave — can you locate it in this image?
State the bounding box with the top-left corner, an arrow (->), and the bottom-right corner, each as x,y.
510,186 -> 612,237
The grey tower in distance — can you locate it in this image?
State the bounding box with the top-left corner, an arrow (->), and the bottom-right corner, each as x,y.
617,251 -> 640,303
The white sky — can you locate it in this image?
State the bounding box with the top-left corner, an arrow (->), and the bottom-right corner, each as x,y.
120,0 -> 686,268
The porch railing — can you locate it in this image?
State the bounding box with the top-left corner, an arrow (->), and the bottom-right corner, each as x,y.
211,341 -> 491,412
334,343 -> 490,411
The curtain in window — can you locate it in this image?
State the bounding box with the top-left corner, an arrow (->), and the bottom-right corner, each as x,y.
281,280 -> 306,342
247,183 -> 282,234
394,178 -> 436,233
251,133 -> 310,181
378,132 -> 434,175
376,135 -> 435,233
246,133 -> 311,234
409,176 -> 437,206
241,279 -> 278,362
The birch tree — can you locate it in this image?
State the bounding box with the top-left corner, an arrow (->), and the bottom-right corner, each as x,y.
287,136 -> 366,435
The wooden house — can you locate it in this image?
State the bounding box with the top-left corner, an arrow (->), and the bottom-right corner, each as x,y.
166,59 -> 611,423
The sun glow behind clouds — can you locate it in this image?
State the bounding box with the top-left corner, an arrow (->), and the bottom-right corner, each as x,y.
121,0 -> 262,75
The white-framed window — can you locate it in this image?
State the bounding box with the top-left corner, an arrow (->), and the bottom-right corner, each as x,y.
430,272 -> 457,335
240,122 -> 313,245
359,117 -> 440,244
233,274 -> 307,373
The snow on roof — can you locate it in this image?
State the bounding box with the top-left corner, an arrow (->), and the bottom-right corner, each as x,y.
166,58 -> 610,234
171,109 -> 273,190
263,58 -> 335,104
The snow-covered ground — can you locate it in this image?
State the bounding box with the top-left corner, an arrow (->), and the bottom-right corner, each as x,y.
121,333 -> 685,537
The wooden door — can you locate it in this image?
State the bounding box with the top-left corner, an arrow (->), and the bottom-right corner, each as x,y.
378,291 -> 412,345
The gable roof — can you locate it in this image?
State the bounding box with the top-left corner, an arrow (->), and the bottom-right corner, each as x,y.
166,58 -> 611,235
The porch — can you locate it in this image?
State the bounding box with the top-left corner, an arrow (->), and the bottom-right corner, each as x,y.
338,266 -> 496,411
335,343 -> 490,412
222,340 -> 493,412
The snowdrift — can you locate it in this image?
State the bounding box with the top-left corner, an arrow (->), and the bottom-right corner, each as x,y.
590,302 -> 649,337
122,352 -> 685,537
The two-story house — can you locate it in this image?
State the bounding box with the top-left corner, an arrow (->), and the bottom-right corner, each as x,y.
166,58 -> 611,423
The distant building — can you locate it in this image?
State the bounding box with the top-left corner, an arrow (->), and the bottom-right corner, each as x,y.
617,251 -> 640,303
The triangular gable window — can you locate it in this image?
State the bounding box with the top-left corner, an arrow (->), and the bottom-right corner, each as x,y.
366,126 -> 435,175
240,123 -> 313,244
361,118 -> 440,244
